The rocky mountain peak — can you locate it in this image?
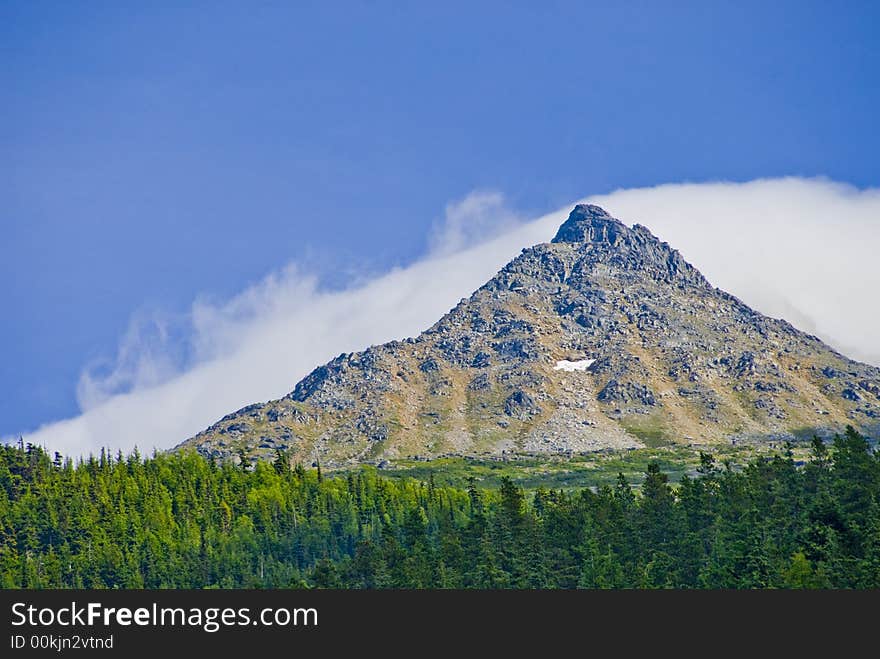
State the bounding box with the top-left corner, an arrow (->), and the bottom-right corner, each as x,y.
178,204 -> 880,469
545,204 -> 707,289
552,204 -> 624,244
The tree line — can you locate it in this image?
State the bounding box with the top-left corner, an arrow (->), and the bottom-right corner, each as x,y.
1,427 -> 878,588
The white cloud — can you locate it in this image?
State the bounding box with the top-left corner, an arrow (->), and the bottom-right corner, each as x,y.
428,190 -> 521,255
20,177 -> 880,458
75,308 -> 186,411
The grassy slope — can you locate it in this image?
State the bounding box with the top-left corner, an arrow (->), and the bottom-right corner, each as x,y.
369,440 -> 817,491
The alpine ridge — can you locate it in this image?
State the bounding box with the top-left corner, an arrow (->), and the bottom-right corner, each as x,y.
177,205 -> 880,467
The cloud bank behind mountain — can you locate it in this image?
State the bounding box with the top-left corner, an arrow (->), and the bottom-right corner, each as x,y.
20,177 -> 880,458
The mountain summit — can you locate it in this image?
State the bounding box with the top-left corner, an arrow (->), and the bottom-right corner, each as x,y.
552,203 -> 622,242
551,204 -> 708,287
178,205 -> 880,467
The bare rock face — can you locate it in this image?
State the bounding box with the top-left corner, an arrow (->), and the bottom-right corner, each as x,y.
177,204 -> 880,467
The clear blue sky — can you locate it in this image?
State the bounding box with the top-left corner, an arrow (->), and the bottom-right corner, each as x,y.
3,1 -> 879,434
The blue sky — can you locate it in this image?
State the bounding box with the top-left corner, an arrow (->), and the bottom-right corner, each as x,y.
3,1 -> 879,441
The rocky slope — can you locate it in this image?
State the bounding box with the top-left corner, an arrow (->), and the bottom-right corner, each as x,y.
177,205 -> 880,467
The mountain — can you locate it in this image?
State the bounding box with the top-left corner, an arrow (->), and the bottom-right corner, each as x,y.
177,205 -> 880,467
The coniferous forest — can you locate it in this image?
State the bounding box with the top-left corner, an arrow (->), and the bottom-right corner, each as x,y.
1,428 -> 878,589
